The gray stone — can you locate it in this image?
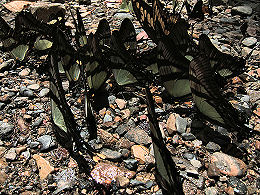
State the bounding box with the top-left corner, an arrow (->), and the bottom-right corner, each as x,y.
124,159 -> 138,170
184,153 -> 195,160
115,124 -> 130,135
130,179 -> 145,186
181,133 -> 196,141
21,150 -> 30,160
0,103 -> 5,110
190,159 -> 202,169
20,86 -> 34,97
100,148 -> 122,160
38,135 -> 56,151
155,108 -> 164,113
128,97 -> 140,106
231,6 -> 253,16
176,116 -> 187,133
205,187 -> 218,195
108,95 -> 116,104
39,88 -> 49,97
124,127 -> 152,145
103,114 -> 113,123
0,122 -> 14,138
242,37 -> 257,47
32,117 -> 43,128
53,168 -> 76,194
228,177 -> 247,195
114,13 -> 134,20
5,148 -> 16,161
206,142 -> 221,152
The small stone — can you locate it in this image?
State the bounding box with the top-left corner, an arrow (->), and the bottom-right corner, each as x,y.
181,133 -> 196,141
205,187 -> 218,195
100,148 -> 122,161
231,6 -> 253,16
108,95 -> 116,104
19,68 -> 31,77
0,59 -> 14,71
27,83 -> 40,90
115,99 -> 127,109
116,176 -> 130,188
15,146 -> 27,155
5,148 -> 17,161
20,87 -> 34,97
184,153 -> 195,160
91,162 -> 135,186
33,154 -> 55,180
38,135 -> 56,151
0,122 -> 14,138
115,124 -> 130,135
117,137 -> 135,149
0,170 -> 7,184
128,97 -> 140,106
131,145 -> 154,164
130,179 -> 145,186
125,127 -> 152,145
103,114 -> 113,123
154,96 -> 162,104
208,152 -> 247,177
255,140 -> 260,150
206,142 -> 221,152
114,13 -> 134,20
124,159 -> 138,170
228,177 -> 247,195
166,113 -> 176,135
187,169 -> 199,177
241,47 -> 252,57
121,109 -> 131,119
21,150 -> 30,160
29,141 -> 40,149
176,116 -> 187,134
39,88 -> 49,97
0,103 -> 5,110
190,159 -> 202,169
242,37 -> 257,47
32,117 -> 43,127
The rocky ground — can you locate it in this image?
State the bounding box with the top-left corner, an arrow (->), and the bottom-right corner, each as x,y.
0,0 -> 259,194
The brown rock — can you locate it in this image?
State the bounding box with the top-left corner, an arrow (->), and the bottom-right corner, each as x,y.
121,109 -> 131,119
0,170 -> 7,184
131,145 -> 155,164
115,99 -> 127,109
166,113 -> 177,135
98,129 -> 118,146
19,68 -> 31,77
91,162 -> 135,186
208,152 -> 247,177
255,140 -> 260,151
17,118 -> 29,133
29,2 -> 66,23
117,137 -> 135,149
15,146 -> 27,155
33,154 -> 55,180
116,176 -> 130,188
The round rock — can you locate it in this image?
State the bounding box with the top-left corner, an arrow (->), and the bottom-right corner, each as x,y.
242,37 -> 257,47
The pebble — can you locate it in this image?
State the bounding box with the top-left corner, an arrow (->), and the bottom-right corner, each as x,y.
184,153 -> 195,160
98,129 -> 117,146
190,159 -> 202,169
205,187 -> 218,195
0,122 -> 14,138
27,83 -> 40,90
20,86 -> 34,97
231,6 -> 253,16
0,102 -> 5,110
32,117 -> 43,127
206,142 -> 221,152
53,168 -> 77,194
207,152 -> 247,177
108,95 -> 116,104
0,59 -> 14,71
115,124 -> 130,135
124,159 -> 138,170
39,88 -> 49,97
130,179 -> 145,186
181,133 -> 196,141
228,177 -> 247,195
5,148 -> 17,161
124,127 -> 152,145
114,13 -> 134,20
103,114 -> 113,123
19,68 -> 30,77
33,154 -> 55,180
100,148 -> 122,161
242,37 -> 257,47
38,135 -> 56,151
115,98 -> 127,109
131,145 -> 155,164
187,169 -> 199,177
241,47 -> 252,57
166,113 -> 176,135
128,97 -> 140,106
29,141 -> 40,149
116,176 -> 130,188
91,162 -> 135,186
0,170 -> 8,184
176,116 -> 187,134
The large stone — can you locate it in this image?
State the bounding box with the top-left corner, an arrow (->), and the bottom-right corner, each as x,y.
131,145 -> 155,164
166,113 -> 176,135
124,127 -> 152,145
242,37 -> 257,47
231,6 -> 253,16
100,148 -> 122,161
208,152 -> 247,177
33,154 -> 55,180
0,122 -> 14,138
91,162 -> 135,186
29,3 -> 66,23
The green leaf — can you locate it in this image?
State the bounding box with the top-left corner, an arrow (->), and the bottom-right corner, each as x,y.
10,44 -> 29,61
34,39 -> 53,50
